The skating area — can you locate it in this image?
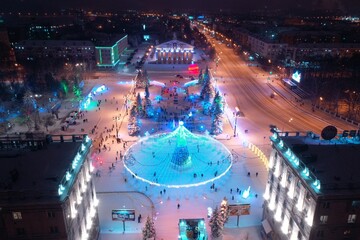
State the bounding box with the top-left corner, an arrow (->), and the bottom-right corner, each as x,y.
40,67 -> 268,239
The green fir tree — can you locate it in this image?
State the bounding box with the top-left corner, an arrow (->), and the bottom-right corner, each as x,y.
142,216 -> 156,240
209,206 -> 224,238
220,197 -> 230,223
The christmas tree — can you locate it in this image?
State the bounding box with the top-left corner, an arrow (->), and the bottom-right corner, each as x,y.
210,91 -> 224,135
136,93 -> 143,116
203,66 -> 210,85
142,216 -> 156,240
145,84 -> 150,99
143,85 -> 154,118
209,206 -> 224,238
220,197 -> 230,223
197,69 -> 203,85
136,69 -> 150,88
200,66 -> 213,115
128,105 -> 140,136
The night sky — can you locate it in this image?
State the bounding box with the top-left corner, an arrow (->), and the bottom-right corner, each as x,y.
0,0 -> 359,13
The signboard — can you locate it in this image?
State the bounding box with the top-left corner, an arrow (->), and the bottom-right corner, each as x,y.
112,209 -> 135,221
228,204 -> 251,216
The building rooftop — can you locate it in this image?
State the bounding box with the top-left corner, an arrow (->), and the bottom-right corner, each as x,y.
93,34 -> 127,47
274,131 -> 360,197
17,39 -> 94,47
0,135 -> 87,205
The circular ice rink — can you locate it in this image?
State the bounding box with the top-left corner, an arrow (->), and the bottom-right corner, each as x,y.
123,122 -> 233,188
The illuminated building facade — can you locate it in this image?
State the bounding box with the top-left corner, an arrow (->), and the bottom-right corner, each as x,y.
0,134 -> 99,240
14,40 -> 95,62
95,35 -> 128,67
155,40 -> 194,64
262,129 -> 360,240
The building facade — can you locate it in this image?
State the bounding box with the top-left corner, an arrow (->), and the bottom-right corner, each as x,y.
14,40 -> 95,63
95,35 -> 128,67
155,40 -> 194,64
0,134 -> 99,240
262,129 -> 360,240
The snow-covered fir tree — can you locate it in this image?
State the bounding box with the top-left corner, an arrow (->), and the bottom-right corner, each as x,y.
142,216 -> 156,240
200,67 -> 213,101
210,91 -> 224,134
209,206 -> 224,238
145,84 -> 150,99
128,105 -> 140,136
143,84 -> 154,118
197,69 -> 203,85
220,197 -> 230,223
203,66 -> 210,85
136,93 -> 143,116
210,91 -> 223,116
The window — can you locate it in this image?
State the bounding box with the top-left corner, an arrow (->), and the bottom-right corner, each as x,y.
322,202 -> 330,209
47,211 -> 55,218
16,228 -> 25,235
287,172 -> 292,183
320,215 -> 328,224
12,212 -> 22,220
49,226 -> 59,234
348,214 -> 356,223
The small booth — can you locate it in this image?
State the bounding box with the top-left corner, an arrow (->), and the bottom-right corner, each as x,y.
178,218 -> 207,240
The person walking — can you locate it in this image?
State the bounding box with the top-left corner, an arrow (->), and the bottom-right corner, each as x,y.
177,203 -> 180,209
138,214 -> 142,223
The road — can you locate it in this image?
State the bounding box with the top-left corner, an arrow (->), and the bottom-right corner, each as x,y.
203,34 -> 355,149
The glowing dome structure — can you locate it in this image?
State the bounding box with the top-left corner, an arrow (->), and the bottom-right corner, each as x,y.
123,122 -> 233,188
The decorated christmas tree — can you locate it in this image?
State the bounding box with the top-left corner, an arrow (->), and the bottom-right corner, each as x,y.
209,206 -> 224,238
142,216 -> 156,240
136,69 -> 150,88
128,105 -> 140,136
220,197 -> 230,223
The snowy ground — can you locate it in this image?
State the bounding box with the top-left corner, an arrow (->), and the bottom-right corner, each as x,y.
67,70 -> 268,240
3,66 -> 267,239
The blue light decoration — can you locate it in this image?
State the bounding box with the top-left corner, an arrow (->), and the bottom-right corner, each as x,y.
292,71 -> 301,83
278,140 -> 284,148
93,85 -> 106,95
58,184 -> 65,196
302,167 -> 310,177
242,186 -> 251,199
313,179 -> 321,190
72,153 -> 81,170
285,148 -> 292,157
65,171 -> 72,181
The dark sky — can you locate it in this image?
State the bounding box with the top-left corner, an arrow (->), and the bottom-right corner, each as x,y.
1,0 -> 359,13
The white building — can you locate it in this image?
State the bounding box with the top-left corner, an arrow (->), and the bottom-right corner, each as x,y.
262,129 -> 360,240
155,40 -> 194,64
